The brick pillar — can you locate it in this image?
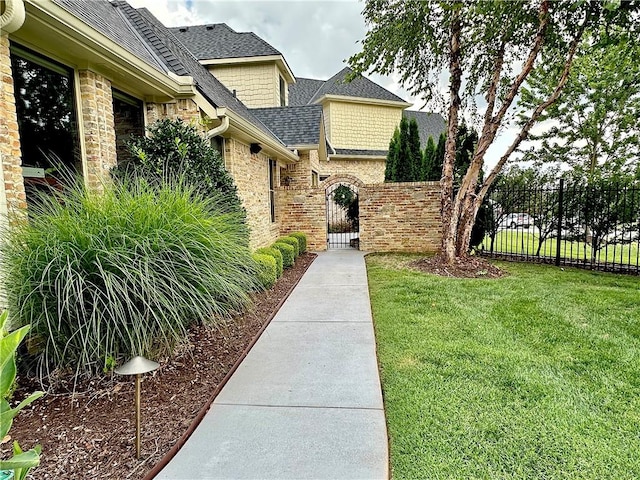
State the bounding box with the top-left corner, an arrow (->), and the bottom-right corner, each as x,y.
0,33 -> 27,215
78,70 -> 116,192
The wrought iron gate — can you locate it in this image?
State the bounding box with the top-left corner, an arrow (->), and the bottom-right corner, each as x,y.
326,183 -> 359,249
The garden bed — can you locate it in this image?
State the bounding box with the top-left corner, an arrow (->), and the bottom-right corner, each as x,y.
4,252 -> 316,480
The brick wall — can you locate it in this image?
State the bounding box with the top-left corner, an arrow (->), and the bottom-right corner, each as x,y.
146,99 -> 203,130
0,33 -> 26,215
327,100 -> 402,150
78,70 -> 117,192
319,157 -> 385,185
224,137 -> 280,249
360,182 -> 441,253
276,187 -> 327,251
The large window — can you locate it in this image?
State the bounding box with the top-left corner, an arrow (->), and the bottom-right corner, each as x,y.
10,45 -> 79,202
269,159 -> 276,222
113,89 -> 144,167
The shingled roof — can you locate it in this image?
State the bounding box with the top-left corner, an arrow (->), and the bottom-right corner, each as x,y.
403,110 -> 447,149
251,105 -> 324,147
288,78 -> 325,106
309,67 -> 407,104
169,23 -> 281,60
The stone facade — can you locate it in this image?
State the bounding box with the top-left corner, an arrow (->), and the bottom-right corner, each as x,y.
209,63 -> 287,108
325,100 -> 403,150
0,33 -> 26,216
224,137 -> 281,249
359,182 -> 441,253
276,186 -> 327,251
281,149 -> 321,188
146,98 -> 203,130
78,70 -> 117,192
319,158 -> 385,185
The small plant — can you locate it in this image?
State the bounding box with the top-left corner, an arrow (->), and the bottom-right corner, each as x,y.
288,232 -> 307,253
256,247 -> 283,277
272,242 -> 295,268
277,237 -> 300,258
252,253 -> 277,289
0,311 -> 43,479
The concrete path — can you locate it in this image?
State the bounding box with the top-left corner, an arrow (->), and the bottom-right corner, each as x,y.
156,250 -> 388,480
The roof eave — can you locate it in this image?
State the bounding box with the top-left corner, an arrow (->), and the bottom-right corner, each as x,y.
20,1 -> 196,101
315,94 -> 412,108
199,54 -> 295,83
329,154 -> 387,160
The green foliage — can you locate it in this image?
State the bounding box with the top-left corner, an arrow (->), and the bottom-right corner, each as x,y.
385,127 -> 400,182
0,311 -> 43,477
421,136 -> 437,181
0,178 -> 258,379
252,253 -> 277,290
272,242 -> 295,268
455,120 -> 479,185
332,185 -> 359,229
368,254 -> 640,479
256,247 -> 283,277
288,232 -> 307,254
113,118 -> 242,209
277,237 -> 299,258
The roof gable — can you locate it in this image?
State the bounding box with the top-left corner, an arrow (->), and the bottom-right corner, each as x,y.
309,67 -> 407,104
169,23 -> 281,60
288,78 -> 325,107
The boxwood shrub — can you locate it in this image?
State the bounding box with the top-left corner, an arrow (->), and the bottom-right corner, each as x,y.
256,247 -> 283,277
288,232 -> 307,253
277,236 -> 299,258
0,178 -> 259,380
272,242 -> 295,268
252,253 -> 277,289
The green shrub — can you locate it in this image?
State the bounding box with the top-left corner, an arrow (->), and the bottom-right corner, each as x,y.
288,232 -> 307,253
0,311 -> 43,477
277,236 -> 299,258
252,253 -> 277,290
113,118 -> 242,210
0,178 -> 259,380
256,247 -> 283,277
272,242 -> 295,268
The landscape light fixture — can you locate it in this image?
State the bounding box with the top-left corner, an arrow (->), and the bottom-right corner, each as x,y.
115,356 -> 160,459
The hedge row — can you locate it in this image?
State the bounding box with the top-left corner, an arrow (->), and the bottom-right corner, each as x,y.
252,232 -> 308,289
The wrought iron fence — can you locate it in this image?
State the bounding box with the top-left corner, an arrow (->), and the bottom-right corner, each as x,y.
478,179 -> 640,274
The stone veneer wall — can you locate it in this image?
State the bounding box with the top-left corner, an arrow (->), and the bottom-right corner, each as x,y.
359,182 -> 441,253
275,179 -> 442,253
78,71 -> 117,192
146,99 -> 203,131
0,33 -> 26,215
319,158 -> 385,185
276,187 -> 327,251
224,137 -> 280,249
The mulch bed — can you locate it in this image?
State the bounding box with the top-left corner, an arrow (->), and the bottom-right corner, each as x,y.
410,254 -> 506,278
3,253 -> 316,480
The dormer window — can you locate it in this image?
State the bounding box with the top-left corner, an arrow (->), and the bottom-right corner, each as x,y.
279,75 -> 286,107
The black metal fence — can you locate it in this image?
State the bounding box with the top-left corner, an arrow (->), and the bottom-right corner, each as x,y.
478,179 -> 640,274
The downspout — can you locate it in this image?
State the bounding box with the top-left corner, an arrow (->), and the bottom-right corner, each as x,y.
0,0 -> 26,33
206,108 -> 229,140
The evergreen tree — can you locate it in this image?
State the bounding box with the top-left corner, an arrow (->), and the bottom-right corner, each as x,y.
421,136 -> 436,181
395,117 -> 413,181
384,127 -> 400,182
454,120 -> 480,185
408,118 -> 422,181
433,132 -> 446,178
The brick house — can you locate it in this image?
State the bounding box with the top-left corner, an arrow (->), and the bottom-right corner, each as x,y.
0,0 -> 445,249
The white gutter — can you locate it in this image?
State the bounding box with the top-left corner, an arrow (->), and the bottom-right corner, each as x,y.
1,0 -> 26,33
206,108 -> 229,139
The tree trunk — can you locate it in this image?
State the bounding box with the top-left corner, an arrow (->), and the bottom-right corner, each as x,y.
440,8 -> 463,264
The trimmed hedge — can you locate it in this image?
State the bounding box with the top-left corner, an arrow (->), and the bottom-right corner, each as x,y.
256,247 -> 283,277
277,236 -> 299,258
252,253 -> 277,289
272,242 -> 295,268
289,232 -> 307,253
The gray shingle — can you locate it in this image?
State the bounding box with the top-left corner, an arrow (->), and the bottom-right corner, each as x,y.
251,106 -> 323,147
402,111 -> 447,149
110,3 -> 285,147
288,78 -> 325,106
309,67 -> 407,104
52,0 -> 166,73
169,23 -> 281,60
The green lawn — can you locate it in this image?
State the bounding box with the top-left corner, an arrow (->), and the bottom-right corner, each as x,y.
366,254 -> 640,479
484,230 -> 640,266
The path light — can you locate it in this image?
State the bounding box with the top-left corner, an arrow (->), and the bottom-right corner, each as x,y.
115,356 -> 160,459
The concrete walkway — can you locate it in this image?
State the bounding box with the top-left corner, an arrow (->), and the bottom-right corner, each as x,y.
157,250 -> 388,480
